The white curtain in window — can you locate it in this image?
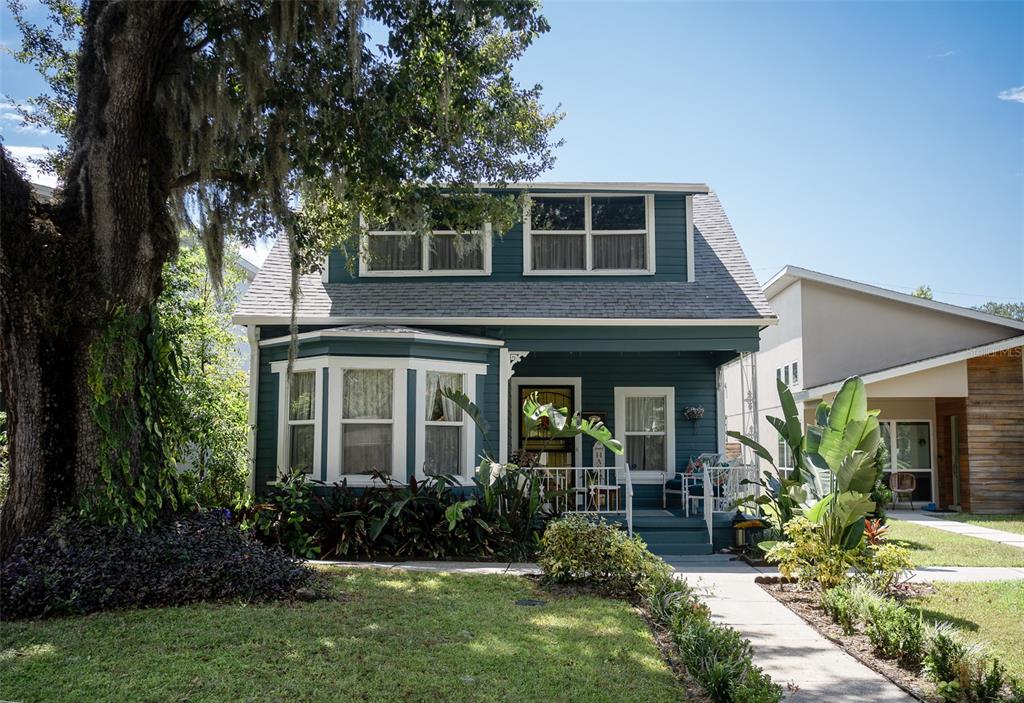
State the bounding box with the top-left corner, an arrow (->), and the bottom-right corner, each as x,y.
342,425 -> 392,474
343,370 -> 393,419
424,372 -> 462,421
368,234 -> 421,270
425,426 -> 461,476
289,372 -> 315,420
627,436 -> 665,471
625,396 -> 666,432
430,234 -> 483,270
593,233 -> 646,270
290,425 -> 314,473
532,234 -> 585,270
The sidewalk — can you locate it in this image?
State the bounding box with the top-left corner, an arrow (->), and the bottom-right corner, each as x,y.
892,510 -> 1024,549
667,555 -> 916,703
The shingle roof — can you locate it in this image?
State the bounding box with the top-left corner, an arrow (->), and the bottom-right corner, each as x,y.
234,192 -> 774,323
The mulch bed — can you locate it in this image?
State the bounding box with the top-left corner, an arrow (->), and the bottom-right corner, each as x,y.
758,580 -> 940,703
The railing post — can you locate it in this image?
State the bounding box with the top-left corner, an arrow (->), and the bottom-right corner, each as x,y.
703,464 -> 713,544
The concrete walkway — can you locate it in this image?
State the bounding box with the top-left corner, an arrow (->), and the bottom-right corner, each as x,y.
892,510 -> 1024,549
668,556 -> 917,702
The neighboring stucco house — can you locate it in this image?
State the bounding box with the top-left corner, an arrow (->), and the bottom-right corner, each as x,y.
232,183 -> 775,552
723,266 -> 1024,513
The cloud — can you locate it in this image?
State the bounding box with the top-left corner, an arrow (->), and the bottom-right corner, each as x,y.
997,86 -> 1024,103
933,49 -> 958,58
3,145 -> 58,188
0,99 -> 54,134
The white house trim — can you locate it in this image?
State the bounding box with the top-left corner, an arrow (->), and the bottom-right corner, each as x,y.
522,193 -> 657,276
260,326 -> 504,349
494,181 -> 710,194
509,376 -> 583,468
613,386 -> 676,483
765,266 -> 1024,332
685,194 -> 695,283
236,314 -> 778,328
798,334 -> 1024,400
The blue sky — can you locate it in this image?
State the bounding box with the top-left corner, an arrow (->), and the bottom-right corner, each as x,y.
2,2 -> 1022,308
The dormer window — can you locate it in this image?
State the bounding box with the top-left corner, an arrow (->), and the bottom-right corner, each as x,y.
524,194 -> 655,275
360,224 -> 491,277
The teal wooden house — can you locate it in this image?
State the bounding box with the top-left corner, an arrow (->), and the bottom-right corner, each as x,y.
234,183 -> 775,555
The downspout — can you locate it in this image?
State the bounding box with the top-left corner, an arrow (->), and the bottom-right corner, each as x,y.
246,325 -> 260,495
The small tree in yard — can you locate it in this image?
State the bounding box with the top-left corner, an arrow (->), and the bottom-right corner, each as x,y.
0,0 -> 559,555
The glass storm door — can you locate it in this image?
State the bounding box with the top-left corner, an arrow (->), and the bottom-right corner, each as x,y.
518,386 -> 575,468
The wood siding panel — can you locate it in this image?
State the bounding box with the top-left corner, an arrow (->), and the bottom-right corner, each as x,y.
964,347 -> 1024,513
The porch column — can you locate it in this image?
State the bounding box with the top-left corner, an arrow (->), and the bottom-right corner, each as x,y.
498,350 -> 530,465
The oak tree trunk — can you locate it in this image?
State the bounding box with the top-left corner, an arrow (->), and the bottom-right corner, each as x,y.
0,1 -> 194,557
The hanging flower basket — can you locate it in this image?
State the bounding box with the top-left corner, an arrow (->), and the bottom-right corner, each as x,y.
683,405 -> 704,433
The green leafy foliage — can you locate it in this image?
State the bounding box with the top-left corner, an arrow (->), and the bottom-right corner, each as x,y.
155,245 -> 250,507
0,510 -> 313,620
538,515 -> 670,594
923,624 -> 1018,703
866,597 -> 925,667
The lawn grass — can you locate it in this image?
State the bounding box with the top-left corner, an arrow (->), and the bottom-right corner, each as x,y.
886,519 -> 1024,567
0,568 -> 683,703
935,513 -> 1024,537
910,580 -> 1024,679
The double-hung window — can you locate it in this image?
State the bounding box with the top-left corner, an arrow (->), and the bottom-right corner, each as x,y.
287,371 -> 316,474
422,371 -> 466,476
362,222 -> 490,276
340,369 -> 394,475
526,194 -> 654,274
615,387 -> 675,473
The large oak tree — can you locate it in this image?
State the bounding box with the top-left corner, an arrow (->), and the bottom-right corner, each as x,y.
0,0 -> 558,556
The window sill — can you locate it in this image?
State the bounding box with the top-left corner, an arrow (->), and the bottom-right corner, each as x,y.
358,270 -> 491,278
522,269 -> 655,277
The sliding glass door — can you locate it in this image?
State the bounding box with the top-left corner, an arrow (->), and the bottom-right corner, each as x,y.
878,420 -> 934,503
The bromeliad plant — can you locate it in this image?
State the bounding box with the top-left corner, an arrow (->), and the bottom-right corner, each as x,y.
730,376 -> 883,558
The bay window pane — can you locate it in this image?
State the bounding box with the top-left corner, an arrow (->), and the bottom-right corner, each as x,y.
627,435 -> 665,471
625,396 -> 666,433
896,422 -> 931,469
532,234 -> 585,270
430,234 -> 483,271
343,369 -> 393,419
368,233 -> 421,271
593,233 -> 646,270
341,424 -> 392,474
591,196 -> 645,230
425,426 -> 462,475
289,372 -> 315,421
530,197 -> 585,231
290,424 -> 314,473
425,371 -> 462,421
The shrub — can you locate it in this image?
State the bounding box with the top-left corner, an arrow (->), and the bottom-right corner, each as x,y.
1,510 -> 314,620
765,517 -> 854,589
924,623 -> 1012,703
866,597 -> 924,667
538,515 -> 671,594
820,580 -> 883,634
859,541 -> 913,591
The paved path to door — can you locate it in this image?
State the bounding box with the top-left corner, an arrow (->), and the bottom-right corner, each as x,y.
892,510 -> 1024,549
667,555 -> 917,703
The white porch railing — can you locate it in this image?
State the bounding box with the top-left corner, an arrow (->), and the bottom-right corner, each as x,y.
522,464 -> 634,537
701,462 -> 759,539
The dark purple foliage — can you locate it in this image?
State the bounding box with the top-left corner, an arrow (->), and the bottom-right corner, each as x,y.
1,510 -> 314,620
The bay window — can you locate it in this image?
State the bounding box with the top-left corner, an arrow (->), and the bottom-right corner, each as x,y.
526,194 -> 654,274
614,387 -> 675,474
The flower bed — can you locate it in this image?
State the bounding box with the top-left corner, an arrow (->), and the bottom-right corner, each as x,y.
759,579 -> 1024,703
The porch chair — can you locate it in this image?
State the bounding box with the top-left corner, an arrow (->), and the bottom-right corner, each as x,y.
890,472 -> 917,511
664,453 -> 722,516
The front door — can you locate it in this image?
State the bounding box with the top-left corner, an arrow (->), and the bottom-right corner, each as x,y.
517,385 -> 575,468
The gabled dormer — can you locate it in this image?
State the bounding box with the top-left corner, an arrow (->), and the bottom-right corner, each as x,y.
324,182 -> 709,284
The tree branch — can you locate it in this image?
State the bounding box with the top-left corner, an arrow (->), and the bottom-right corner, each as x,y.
170,169 -> 249,190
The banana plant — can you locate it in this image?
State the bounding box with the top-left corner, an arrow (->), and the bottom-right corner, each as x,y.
729,376 -> 880,550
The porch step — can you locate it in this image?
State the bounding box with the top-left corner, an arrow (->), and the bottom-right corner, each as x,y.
637,530 -> 710,546
650,544 -> 715,557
